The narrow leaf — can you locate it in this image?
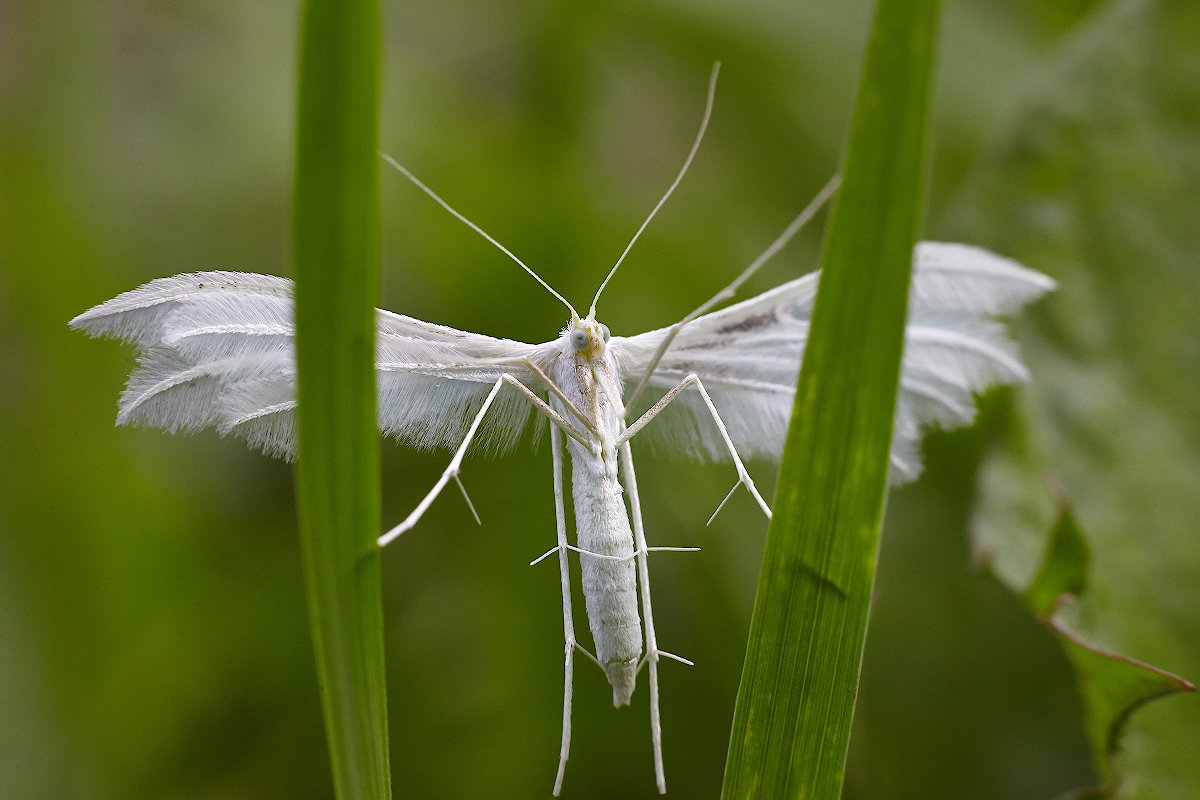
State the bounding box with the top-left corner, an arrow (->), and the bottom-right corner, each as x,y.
292,0 -> 390,798
723,0 -> 940,796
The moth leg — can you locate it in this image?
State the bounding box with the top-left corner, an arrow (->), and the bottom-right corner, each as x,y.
549,425 -> 576,797
531,543 -> 699,565
378,375 -> 590,547
497,374 -> 592,446
617,374 -> 772,519
619,442 -> 668,794
521,357 -> 598,437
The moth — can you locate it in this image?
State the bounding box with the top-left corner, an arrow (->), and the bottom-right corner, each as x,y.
70,69 -> 1054,794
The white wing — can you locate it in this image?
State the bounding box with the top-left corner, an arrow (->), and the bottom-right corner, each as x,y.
609,242 -> 1056,484
70,271 -> 548,461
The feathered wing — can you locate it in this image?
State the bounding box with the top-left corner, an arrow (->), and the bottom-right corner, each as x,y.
609,242 -> 1056,484
70,272 -> 547,460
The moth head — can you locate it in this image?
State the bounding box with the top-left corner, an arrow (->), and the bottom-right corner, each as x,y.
567,319 -> 610,361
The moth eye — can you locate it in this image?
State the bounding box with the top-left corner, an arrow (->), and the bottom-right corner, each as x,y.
600,323 -> 610,342
570,329 -> 589,350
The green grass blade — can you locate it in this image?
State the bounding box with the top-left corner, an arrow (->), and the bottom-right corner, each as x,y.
292,0 -> 390,798
722,0 -> 940,796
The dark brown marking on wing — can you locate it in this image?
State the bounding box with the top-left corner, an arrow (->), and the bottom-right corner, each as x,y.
676,339 -> 726,352
715,310 -> 777,335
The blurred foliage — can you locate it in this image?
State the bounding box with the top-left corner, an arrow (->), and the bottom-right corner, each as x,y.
2,0 -> 1195,798
966,0 -> 1200,796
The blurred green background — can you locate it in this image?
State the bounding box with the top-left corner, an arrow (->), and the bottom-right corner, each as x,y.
2,0 -> 1197,797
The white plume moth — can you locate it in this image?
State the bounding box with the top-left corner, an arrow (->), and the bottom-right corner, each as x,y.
70,65 -> 1054,794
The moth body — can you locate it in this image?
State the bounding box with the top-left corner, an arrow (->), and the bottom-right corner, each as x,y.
549,320 -> 644,705
570,450 -> 640,704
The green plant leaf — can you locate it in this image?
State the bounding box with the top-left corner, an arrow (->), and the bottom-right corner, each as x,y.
963,0 -> 1200,795
1047,613 -> 1194,794
1013,503 -> 1194,795
293,0 -> 390,798
722,0 -> 940,796
1023,499 -> 1090,619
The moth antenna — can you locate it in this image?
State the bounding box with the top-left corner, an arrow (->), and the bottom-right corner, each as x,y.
381,152 -> 579,320
624,172 -> 841,413
588,62 -> 720,318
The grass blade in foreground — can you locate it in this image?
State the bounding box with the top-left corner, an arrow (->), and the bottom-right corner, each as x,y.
293,0 -> 390,797
722,0 -> 940,796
